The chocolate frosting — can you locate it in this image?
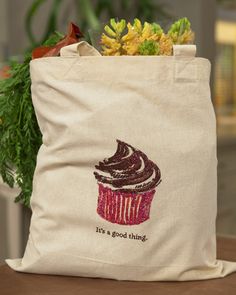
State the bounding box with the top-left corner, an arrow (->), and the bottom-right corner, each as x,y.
94,140 -> 161,193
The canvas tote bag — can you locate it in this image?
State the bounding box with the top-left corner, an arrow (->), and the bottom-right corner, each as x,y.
6,42 -> 236,281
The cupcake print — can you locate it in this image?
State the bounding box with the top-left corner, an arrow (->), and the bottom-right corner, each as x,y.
94,140 -> 161,225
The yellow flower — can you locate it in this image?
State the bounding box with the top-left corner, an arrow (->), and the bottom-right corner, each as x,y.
140,22 -> 162,42
133,18 -> 142,33
178,30 -> 195,44
123,42 -> 140,55
100,19 -> 126,56
121,23 -> 140,55
122,21 -> 163,55
101,46 -> 121,56
100,17 -> 194,56
101,33 -> 122,55
168,17 -> 195,45
159,34 -> 173,56
121,23 -> 139,43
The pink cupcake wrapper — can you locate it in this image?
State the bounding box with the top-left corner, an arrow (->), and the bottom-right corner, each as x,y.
97,184 -> 156,225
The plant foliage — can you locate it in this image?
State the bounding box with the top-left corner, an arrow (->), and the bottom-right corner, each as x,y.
0,32 -> 64,207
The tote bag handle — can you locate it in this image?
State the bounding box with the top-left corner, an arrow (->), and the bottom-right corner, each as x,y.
60,41 -> 101,57
173,45 -> 198,82
173,45 -> 196,57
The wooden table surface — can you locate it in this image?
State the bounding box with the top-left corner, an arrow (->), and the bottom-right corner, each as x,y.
1,237 -> 236,295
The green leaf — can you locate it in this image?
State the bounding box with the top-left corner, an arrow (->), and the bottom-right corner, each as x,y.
0,32 -> 63,207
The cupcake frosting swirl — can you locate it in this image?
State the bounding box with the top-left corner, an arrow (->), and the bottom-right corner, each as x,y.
94,140 -> 161,193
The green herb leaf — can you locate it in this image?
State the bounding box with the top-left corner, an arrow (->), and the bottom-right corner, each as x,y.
0,33 -> 63,207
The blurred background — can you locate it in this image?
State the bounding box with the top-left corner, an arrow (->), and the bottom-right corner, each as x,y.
0,0 -> 236,265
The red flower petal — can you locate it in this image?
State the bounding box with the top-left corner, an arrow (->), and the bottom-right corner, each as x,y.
32,22 -> 83,59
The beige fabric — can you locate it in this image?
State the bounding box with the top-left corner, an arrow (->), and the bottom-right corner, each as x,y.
6,42 -> 236,280
60,41 -> 101,57
173,44 -> 197,57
